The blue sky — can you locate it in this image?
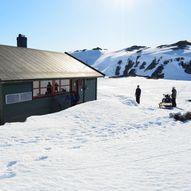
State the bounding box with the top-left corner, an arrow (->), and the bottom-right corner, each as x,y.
0,0 -> 191,52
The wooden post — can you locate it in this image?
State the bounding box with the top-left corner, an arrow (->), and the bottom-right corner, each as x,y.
52,80 -> 56,96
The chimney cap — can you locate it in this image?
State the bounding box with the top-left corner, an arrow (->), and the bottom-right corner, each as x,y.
17,34 -> 27,48
18,34 -> 26,38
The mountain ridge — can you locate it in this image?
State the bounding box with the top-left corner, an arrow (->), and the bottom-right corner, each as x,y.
71,40 -> 191,80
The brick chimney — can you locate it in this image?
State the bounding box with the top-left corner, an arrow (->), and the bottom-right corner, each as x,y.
17,34 -> 27,48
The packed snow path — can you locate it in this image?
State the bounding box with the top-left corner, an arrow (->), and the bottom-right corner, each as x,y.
0,77 -> 191,191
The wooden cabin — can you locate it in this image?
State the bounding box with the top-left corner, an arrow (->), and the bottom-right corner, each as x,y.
0,36 -> 104,125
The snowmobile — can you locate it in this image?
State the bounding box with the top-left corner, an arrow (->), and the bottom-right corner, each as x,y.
159,94 -> 173,109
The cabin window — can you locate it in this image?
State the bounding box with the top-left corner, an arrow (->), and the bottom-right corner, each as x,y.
60,79 -> 70,93
33,79 -> 70,98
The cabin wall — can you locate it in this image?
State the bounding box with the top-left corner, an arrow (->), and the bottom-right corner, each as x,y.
0,77 -> 98,125
0,82 -> 4,125
83,78 -> 97,102
1,81 -> 70,124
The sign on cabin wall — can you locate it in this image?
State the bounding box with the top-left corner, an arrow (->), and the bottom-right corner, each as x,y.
5,92 -> 32,104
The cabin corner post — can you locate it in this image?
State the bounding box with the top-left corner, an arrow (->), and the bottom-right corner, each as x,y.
95,78 -> 97,100
0,81 -> 4,125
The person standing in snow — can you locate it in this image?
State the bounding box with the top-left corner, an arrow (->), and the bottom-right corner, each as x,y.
171,87 -> 177,107
135,85 -> 141,104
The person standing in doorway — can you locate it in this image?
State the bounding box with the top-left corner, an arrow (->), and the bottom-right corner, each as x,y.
135,85 -> 141,104
171,87 -> 177,107
70,91 -> 79,106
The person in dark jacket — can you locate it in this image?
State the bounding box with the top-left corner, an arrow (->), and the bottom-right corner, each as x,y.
135,85 -> 141,104
70,91 -> 79,106
171,87 -> 177,107
46,82 -> 52,95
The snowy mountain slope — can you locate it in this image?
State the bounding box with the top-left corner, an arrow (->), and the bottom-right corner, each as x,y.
72,47 -> 106,65
0,77 -> 191,191
71,41 -> 191,80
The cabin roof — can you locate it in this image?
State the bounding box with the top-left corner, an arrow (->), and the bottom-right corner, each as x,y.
0,45 -> 104,81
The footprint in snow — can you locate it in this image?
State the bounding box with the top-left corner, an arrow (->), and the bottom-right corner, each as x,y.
147,107 -> 155,111
0,172 -> 16,179
44,147 -> 51,150
72,145 -> 81,149
0,144 -> 12,148
7,161 -> 17,167
35,156 -> 48,161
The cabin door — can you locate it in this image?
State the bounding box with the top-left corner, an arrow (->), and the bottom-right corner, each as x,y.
83,79 -> 96,102
71,79 -> 82,103
71,79 -> 78,93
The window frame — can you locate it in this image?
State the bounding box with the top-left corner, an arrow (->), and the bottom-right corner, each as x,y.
32,79 -> 71,99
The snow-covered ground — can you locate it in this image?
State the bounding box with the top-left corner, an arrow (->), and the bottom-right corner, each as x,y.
0,77 -> 191,191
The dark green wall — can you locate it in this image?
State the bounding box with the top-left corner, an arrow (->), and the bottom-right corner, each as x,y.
0,78 -> 98,125
84,78 -> 97,102
2,81 -> 32,94
1,81 -> 70,124
3,94 -> 71,123
0,83 -> 3,125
